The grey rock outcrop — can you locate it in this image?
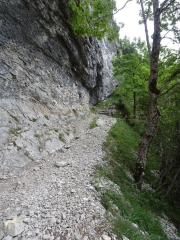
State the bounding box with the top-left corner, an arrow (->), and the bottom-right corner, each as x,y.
0,0 -> 117,174
0,0 -> 117,105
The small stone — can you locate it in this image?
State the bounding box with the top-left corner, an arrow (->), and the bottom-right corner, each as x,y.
49,217 -> 56,224
33,167 -> 40,171
26,230 -> 33,236
6,214 -> 17,220
2,236 -> 12,240
61,212 -> 66,220
43,234 -> 51,239
0,230 -> 4,239
140,229 -> 148,236
102,234 -> 111,240
56,218 -> 61,224
14,207 -> 21,214
55,161 -> 69,167
4,216 -> 25,236
82,197 -> 88,201
56,182 -> 62,188
122,235 -> 129,240
90,202 -> 96,206
82,236 -> 89,240
0,176 -> 7,180
64,144 -> 71,149
12,237 -> 19,240
28,210 -> 34,217
35,228 -> 40,235
23,218 -> 30,224
45,213 -> 51,218
132,223 -> 138,229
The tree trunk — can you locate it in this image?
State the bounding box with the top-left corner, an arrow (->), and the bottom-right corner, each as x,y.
133,92 -> 159,187
163,167 -> 180,198
133,91 -> 136,119
133,0 -> 161,188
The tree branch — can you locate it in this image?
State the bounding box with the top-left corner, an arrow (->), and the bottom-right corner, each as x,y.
163,167 -> 180,198
159,67 -> 180,92
87,0 -> 133,23
146,2 -> 152,21
158,81 -> 180,98
139,0 -> 151,56
161,29 -> 172,39
161,36 -> 179,45
160,0 -> 170,10
160,0 -> 176,13
113,0 -> 133,15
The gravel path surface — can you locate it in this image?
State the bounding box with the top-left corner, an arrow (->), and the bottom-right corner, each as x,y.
0,114 -> 116,240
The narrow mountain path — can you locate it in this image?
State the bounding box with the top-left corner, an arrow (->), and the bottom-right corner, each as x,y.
0,114 -> 116,240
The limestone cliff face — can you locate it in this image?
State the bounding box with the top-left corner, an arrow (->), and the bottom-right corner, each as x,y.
0,0 -> 117,175
0,0 -> 117,106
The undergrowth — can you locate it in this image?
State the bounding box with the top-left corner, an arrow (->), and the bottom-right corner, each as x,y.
93,93 -> 180,239
89,117 -> 98,129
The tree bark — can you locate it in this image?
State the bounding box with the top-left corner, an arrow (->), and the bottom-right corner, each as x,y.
163,167 -> 180,198
133,92 -> 159,186
139,0 -> 151,55
133,91 -> 136,119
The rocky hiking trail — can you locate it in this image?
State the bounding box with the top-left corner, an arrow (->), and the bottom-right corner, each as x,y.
0,114 -> 117,240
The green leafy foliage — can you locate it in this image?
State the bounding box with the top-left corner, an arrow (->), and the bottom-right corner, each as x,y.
113,37 -> 150,133
113,35 -> 180,200
59,133 -> 65,142
9,114 -> 19,122
93,101 -> 169,239
89,117 -> 98,129
92,95 -> 180,238
68,0 -> 120,41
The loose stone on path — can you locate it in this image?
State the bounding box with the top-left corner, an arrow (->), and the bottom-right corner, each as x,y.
0,114 -> 117,239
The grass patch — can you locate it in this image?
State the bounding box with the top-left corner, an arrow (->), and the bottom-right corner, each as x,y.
34,133 -> 41,138
31,118 -> 38,122
96,124 -> 168,238
72,108 -> 78,116
44,115 -> 49,120
89,117 -> 98,129
93,97 -> 179,239
24,151 -> 29,157
9,127 -> 21,136
9,114 -> 19,122
66,128 -> 70,135
59,133 -> 65,142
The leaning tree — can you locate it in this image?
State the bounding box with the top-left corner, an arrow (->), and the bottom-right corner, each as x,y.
133,0 -> 180,188
67,0 -> 180,188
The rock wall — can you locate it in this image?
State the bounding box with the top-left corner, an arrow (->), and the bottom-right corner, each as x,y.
0,0 -> 117,175
0,0 -> 117,106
